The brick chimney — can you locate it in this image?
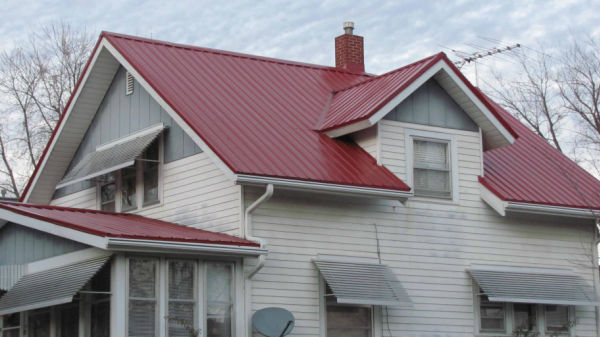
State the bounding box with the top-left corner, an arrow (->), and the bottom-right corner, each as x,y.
335,22 -> 364,73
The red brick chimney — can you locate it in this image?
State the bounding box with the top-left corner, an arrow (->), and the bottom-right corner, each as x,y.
335,22 -> 364,73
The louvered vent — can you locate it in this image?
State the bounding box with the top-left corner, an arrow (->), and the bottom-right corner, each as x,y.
126,71 -> 134,95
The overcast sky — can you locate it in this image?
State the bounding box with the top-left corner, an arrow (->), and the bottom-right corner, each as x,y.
2,0 -> 599,80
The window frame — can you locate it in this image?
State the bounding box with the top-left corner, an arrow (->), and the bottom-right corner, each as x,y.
0,312 -> 22,337
404,128 -> 459,203
318,276 -> 381,337
96,135 -> 164,212
472,287 -> 575,337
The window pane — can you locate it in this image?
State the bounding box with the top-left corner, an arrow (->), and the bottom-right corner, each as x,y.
327,306 -> 372,337
414,140 -> 448,170
414,168 -> 451,197
143,141 -> 159,206
121,166 -> 137,211
514,303 -> 536,332
91,299 -> 110,337
129,259 -> 156,298
480,295 -> 505,332
2,314 -> 19,328
57,305 -> 79,337
207,263 -> 233,337
169,261 -> 194,300
28,310 -> 51,337
168,302 -> 195,337
546,305 -> 569,332
129,300 -> 156,337
2,329 -> 19,337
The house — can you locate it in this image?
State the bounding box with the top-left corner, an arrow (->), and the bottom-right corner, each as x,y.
1,22 -> 600,337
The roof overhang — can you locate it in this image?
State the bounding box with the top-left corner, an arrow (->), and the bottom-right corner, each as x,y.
325,59 -> 516,149
235,174 -> 413,201
480,182 -> 599,219
0,206 -> 266,257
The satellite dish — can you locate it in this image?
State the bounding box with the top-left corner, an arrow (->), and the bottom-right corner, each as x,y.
252,307 -> 295,337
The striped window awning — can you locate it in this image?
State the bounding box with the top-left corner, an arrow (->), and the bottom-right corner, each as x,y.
313,256 -> 412,307
0,255 -> 111,316
468,265 -> 600,306
56,124 -> 164,189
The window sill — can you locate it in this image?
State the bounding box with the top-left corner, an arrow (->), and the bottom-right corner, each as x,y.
408,196 -> 459,206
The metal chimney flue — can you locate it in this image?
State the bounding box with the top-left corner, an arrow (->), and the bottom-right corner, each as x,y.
343,22 -> 354,35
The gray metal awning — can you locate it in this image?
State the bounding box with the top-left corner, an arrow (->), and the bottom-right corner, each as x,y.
468,265 -> 600,306
0,255 -> 111,315
313,256 -> 412,307
56,124 -> 164,189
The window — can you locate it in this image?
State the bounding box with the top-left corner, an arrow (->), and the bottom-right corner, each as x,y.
412,139 -> 451,198
55,303 -> 79,337
545,305 -> 570,333
0,313 -> 20,337
206,263 -> 234,337
475,290 -> 574,335
126,258 -> 235,337
128,258 -> 158,337
479,294 -> 505,333
28,308 -> 51,337
324,282 -> 373,337
98,139 -> 161,212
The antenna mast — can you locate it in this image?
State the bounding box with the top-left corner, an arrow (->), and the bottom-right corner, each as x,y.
452,43 -> 521,86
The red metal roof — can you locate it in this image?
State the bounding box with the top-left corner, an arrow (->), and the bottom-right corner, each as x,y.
0,202 -> 259,247
102,32 -> 410,192
480,95 -> 600,210
319,53 -> 443,131
20,32 -> 600,211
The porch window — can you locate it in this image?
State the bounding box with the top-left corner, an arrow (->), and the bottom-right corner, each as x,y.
546,305 -> 570,333
325,283 -> 372,337
126,258 -> 236,337
0,313 -> 20,337
128,258 -> 158,337
479,293 -> 505,333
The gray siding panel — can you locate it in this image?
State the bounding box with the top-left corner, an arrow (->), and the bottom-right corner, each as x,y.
384,79 -> 478,131
54,66 -> 201,198
0,223 -> 86,265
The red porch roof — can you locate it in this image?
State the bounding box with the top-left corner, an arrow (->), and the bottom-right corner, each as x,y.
0,202 -> 259,247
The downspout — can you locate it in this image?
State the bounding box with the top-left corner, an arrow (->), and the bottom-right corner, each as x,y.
245,184 -> 273,278
593,220 -> 600,337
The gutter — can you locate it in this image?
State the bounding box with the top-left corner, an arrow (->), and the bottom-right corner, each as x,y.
244,184 -> 274,278
236,175 -> 411,201
106,238 -> 267,256
506,202 -> 599,219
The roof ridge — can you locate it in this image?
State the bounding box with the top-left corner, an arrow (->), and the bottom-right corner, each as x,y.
331,52 -> 444,94
102,31 -> 372,78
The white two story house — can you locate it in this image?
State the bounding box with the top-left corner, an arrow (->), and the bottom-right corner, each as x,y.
1,23 -> 599,337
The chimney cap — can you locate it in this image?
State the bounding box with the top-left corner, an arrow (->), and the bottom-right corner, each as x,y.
343,21 -> 354,35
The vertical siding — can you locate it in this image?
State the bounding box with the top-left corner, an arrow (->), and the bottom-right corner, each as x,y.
0,223 -> 86,265
384,78 -> 478,132
50,152 -> 242,236
54,66 -> 202,199
247,119 -> 597,337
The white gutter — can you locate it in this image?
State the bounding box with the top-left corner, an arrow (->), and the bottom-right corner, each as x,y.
506,202 -> 599,219
236,175 -> 411,201
106,238 -> 267,256
244,184 -> 274,278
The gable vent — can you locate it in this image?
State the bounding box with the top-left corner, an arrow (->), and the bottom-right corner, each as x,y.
126,71 -> 134,95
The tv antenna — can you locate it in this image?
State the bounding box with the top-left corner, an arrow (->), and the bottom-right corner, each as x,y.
452,43 -> 521,86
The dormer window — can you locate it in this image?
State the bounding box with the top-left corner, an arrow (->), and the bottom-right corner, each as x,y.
413,139 -> 451,198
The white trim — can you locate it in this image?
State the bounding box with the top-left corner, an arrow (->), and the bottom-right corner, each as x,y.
404,128 -> 459,203
375,122 -> 382,165
27,248 -> 111,274
235,175 -> 412,200
324,61 -> 515,148
101,39 -> 237,181
106,238 -> 267,256
110,254 -> 127,337
22,41 -> 108,203
0,207 -> 109,248
95,123 -> 165,151
479,183 -> 599,219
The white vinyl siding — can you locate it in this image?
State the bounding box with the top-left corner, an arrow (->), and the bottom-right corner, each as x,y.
246,121 -> 596,337
51,152 -> 242,236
